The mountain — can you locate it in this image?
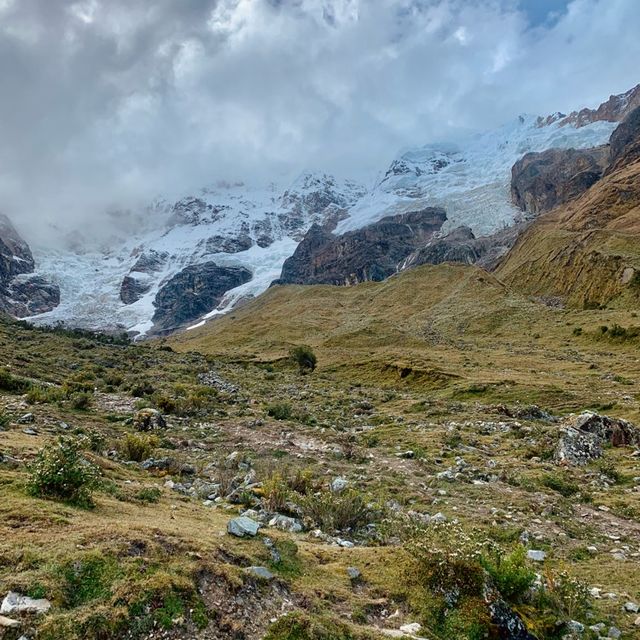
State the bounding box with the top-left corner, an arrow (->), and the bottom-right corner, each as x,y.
7,83 -> 639,336
0,214 -> 59,317
497,105 -> 640,308
27,174 -> 365,336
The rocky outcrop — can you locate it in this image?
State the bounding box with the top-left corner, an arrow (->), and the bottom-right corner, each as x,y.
0,214 -> 59,317
555,412 -> 639,465
607,104 -> 640,172
537,84 -> 640,129
120,250 -> 168,305
511,146 -> 609,215
275,208 -> 447,286
152,262 -> 252,334
402,223 -> 528,273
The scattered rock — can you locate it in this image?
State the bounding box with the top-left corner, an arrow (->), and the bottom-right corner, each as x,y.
244,566 -> 274,581
347,567 -> 361,581
17,413 -> 34,424
0,614 -> 20,628
268,514 -> 303,533
133,408 -> 167,431
227,516 -> 260,538
331,477 -> 348,493
198,371 -> 239,394
399,623 -> 422,635
1,591 -> 51,615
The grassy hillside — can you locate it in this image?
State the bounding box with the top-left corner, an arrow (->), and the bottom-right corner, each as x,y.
1,262 -> 640,639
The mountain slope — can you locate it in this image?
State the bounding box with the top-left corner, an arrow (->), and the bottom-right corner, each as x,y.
497,107 -> 640,308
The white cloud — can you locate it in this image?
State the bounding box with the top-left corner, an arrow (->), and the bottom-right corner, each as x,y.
0,0 -> 638,243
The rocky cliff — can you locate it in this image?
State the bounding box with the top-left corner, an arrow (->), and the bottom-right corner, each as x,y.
0,214 -> 59,316
151,262 -> 252,334
274,208 -> 446,286
498,106 -> 640,308
510,146 -> 609,215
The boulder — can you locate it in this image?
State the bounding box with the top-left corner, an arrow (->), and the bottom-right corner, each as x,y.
1,591 -> 51,615
268,514 -> 303,533
227,516 -> 260,538
133,408 -> 167,431
555,412 -> 639,465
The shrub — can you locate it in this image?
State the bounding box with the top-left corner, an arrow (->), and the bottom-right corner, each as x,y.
118,433 -> 159,462
262,472 -> 290,512
267,402 -> 292,421
481,545 -> 536,603
300,489 -> 373,534
541,472 -> 579,497
0,369 -> 31,393
136,487 -> 162,503
69,392 -> 92,410
27,437 -> 99,507
289,345 -> 317,374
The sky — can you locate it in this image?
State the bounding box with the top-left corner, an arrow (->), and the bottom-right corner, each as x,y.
0,0 -> 638,242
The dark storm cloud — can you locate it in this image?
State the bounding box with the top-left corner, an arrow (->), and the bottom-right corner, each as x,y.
0,0 -> 638,242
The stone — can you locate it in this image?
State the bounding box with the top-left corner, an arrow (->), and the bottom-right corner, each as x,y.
227,516 -> 260,537
399,623 -> 422,635
347,567 -> 361,581
526,550 -> 546,562
1,591 -> 51,615
511,146 -> 609,215
331,477 -> 348,493
0,615 -> 20,628
268,514 -> 303,533
17,413 -> 35,424
244,566 -> 274,581
634,615 -> 640,626
624,602 -> 639,613
607,627 -> 621,639
133,408 -> 166,432
395,450 -> 415,459
566,620 -> 584,634
263,537 -> 281,564
431,512 -> 447,524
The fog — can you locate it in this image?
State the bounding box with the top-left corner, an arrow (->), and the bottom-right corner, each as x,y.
0,0 -> 638,245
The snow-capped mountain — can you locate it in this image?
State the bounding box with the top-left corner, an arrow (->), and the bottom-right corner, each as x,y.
336,114 -> 617,237
28,174 -> 365,336
16,86 -> 638,337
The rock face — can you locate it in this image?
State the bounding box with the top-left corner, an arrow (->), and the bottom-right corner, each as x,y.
120,250 -> 168,304
275,208 -> 446,286
0,214 -> 60,317
511,146 -> 609,215
607,104 -> 640,172
152,262 -> 252,333
402,223 -> 528,273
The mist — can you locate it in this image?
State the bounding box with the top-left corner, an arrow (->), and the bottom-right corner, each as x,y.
1,0 -> 639,246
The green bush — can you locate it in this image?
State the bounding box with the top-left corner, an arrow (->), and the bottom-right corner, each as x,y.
27,437 -> 99,507
289,345 -> 317,374
136,487 -> 162,503
267,402 -> 293,420
118,433 -> 159,462
69,392 -> 92,410
0,368 -> 32,393
300,489 -> 373,534
481,545 -> 535,603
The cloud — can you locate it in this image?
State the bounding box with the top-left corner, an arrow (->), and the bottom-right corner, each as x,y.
0,0 -> 638,243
